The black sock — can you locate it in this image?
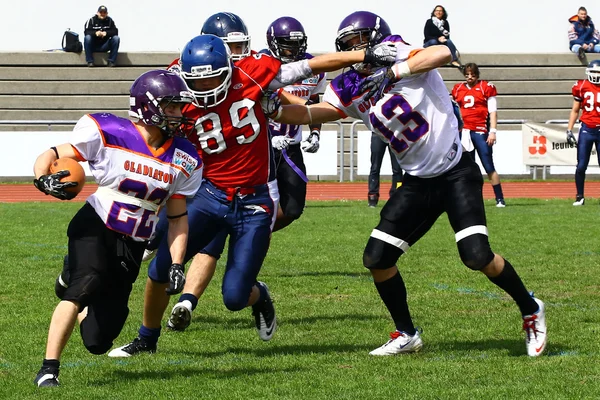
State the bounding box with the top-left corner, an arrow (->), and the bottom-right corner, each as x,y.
374,271 -> 415,334
41,359 -> 60,373
488,259 -> 538,316
492,183 -> 504,200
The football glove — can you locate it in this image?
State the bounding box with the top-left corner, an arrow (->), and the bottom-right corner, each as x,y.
261,91 -> 282,119
272,135 -> 293,151
33,171 -> 77,200
566,130 -> 578,146
301,130 -> 320,153
359,67 -> 396,103
166,263 -> 185,295
364,43 -> 398,67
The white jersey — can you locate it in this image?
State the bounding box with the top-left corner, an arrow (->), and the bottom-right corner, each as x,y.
323,36 -> 462,178
268,53 -> 327,144
69,113 -> 203,241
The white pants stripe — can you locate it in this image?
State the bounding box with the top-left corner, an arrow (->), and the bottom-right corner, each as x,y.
455,225 -> 488,242
371,229 -> 410,252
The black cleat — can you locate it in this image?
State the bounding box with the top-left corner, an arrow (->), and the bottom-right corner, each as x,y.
368,193 -> 379,208
108,337 -> 156,358
252,282 -> 277,341
34,368 -> 59,387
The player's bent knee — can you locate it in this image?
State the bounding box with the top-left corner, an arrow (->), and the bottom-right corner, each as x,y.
363,237 -> 403,270
85,342 -> 112,355
457,235 -> 494,270
64,274 -> 102,309
282,206 -> 303,220
222,291 -> 247,311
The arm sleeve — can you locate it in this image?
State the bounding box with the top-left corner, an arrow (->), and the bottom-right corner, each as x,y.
106,18 -> 118,37
268,59 -> 313,90
84,18 -> 94,36
487,97 -> 497,113
67,115 -> 104,163
572,81 -> 582,101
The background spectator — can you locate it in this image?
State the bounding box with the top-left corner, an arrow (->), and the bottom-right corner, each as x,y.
568,6 -> 600,60
423,5 -> 461,69
84,5 -> 120,67
452,63 -> 506,207
368,134 -> 403,207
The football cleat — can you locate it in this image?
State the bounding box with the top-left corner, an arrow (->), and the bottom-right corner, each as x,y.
54,255 -> 70,300
167,301 -> 192,331
142,249 -> 156,262
369,329 -> 423,356
496,199 -> 506,208
34,368 -> 59,387
108,337 -> 156,358
573,196 -> 585,206
252,282 -> 277,341
523,297 -> 547,357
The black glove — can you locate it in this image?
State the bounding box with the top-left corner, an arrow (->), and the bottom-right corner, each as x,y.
364,43 -> 398,67
566,130 -> 578,146
33,171 -> 77,200
166,263 -> 185,295
359,67 -> 396,103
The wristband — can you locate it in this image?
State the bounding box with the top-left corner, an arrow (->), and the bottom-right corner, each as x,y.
392,61 -> 411,79
271,106 -> 283,121
489,128 -> 497,134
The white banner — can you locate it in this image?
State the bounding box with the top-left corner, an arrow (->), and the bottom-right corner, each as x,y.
522,123 -> 592,167
301,128 -> 338,176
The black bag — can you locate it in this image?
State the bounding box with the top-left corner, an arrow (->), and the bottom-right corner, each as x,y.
62,30 -> 83,53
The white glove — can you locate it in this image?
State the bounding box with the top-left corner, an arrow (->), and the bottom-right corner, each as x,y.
272,135 -> 292,151
301,130 -> 320,153
364,43 -> 398,67
261,91 -> 282,119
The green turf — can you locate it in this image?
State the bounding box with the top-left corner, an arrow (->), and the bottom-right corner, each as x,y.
0,199 -> 599,399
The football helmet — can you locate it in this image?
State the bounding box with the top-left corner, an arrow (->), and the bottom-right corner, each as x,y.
266,16 -> 308,63
179,34 -> 233,108
201,12 -> 251,61
335,11 -> 391,52
586,59 -> 600,84
129,70 -> 194,136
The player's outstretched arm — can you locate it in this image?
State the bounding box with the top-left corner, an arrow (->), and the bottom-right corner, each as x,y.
392,45 -> 452,78
275,102 -> 343,126
308,42 -> 397,75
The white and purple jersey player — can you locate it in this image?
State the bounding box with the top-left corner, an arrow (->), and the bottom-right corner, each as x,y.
324,35 -> 461,178
70,113 -> 203,241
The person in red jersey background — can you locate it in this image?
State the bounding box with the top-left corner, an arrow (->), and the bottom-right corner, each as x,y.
567,59 -> 600,206
452,63 -> 506,208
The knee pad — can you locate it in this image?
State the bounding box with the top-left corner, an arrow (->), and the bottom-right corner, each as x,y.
282,206 -> 303,221
222,290 -> 249,312
457,234 -> 495,270
363,236 -> 403,270
63,274 -> 102,309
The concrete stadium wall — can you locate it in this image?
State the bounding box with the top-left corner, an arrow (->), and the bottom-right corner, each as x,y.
1,0 -> 597,54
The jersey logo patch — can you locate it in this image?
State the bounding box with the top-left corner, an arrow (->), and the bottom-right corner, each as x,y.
173,148 -> 198,175
233,83 -> 244,89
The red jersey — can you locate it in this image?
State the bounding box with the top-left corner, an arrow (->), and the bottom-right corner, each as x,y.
451,80 -> 498,133
572,79 -> 600,127
172,53 -> 281,188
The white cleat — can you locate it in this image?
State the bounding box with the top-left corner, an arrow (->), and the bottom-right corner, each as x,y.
572,197 -> 585,206
167,301 -> 193,331
369,329 -> 423,356
523,297 -> 547,357
142,249 -> 156,262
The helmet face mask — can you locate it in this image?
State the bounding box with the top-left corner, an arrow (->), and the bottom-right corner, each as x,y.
129,70 -> 194,136
586,60 -> 600,84
267,17 -> 307,63
201,12 -> 251,61
179,34 -> 233,108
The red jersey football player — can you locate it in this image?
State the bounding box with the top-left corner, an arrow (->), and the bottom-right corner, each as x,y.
452,62 -> 506,207
108,33 -> 398,357
567,59 -> 600,206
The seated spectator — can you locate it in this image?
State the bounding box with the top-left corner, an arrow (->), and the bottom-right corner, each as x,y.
423,5 -> 462,69
568,6 -> 600,60
84,5 -> 120,67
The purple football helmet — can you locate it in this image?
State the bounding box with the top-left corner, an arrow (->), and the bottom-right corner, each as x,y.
335,11 -> 391,52
129,70 -> 194,136
267,16 -> 307,63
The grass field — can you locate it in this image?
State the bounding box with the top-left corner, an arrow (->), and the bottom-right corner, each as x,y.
1,199 -> 599,399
